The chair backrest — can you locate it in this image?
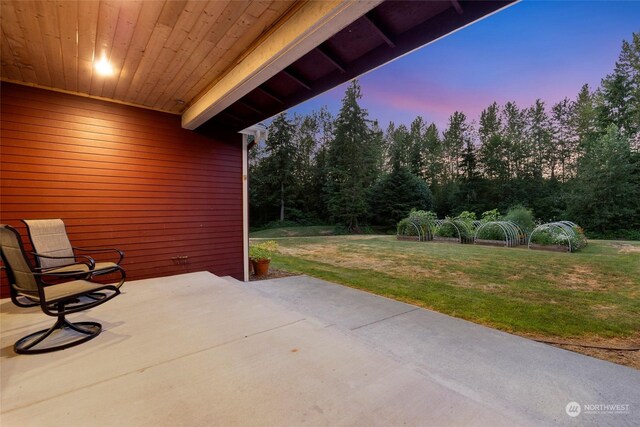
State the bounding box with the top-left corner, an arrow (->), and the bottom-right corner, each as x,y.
1,225 -> 39,294
22,219 -> 74,269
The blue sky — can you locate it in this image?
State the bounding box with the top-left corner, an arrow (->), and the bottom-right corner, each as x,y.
283,0 -> 640,130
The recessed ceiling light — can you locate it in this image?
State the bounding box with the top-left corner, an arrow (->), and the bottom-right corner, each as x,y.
94,54 -> 113,76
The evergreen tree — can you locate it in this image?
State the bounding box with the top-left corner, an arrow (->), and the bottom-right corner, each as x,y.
566,125 -> 640,234
263,113 -> 296,222
388,123 -> 411,170
501,102 -> 526,178
597,33 -> 640,139
409,116 -> 427,178
442,111 -> 469,181
526,99 -> 552,179
290,113 -> 319,221
369,167 -> 433,226
326,80 -> 380,231
551,98 -> 577,181
478,102 -> 506,180
574,84 -> 598,151
423,123 -> 443,186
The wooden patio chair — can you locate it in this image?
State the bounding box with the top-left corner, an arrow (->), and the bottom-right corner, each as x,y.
1,224 -> 125,354
22,219 -> 124,278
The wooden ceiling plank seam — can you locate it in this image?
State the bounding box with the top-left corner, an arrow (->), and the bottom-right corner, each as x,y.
56,0 -> 79,92
90,0 -> 122,97
123,1 -> 183,104
77,0 -> 100,94
100,0 -> 144,99
148,0 -> 229,110
0,27 -> 25,81
169,2 -> 294,112
35,1 -> 66,89
112,1 -> 165,100
315,45 -> 346,73
128,0 -> 191,106
138,0 -> 210,107
157,0 -> 253,112
0,4 -> 38,82
175,1 -> 290,111
362,13 -> 396,48
130,0 -> 194,104
11,1 -> 53,86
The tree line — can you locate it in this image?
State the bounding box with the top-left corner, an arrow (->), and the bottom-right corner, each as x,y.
250,33 -> 640,239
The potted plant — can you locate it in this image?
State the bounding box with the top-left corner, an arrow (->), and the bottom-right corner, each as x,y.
249,240 -> 278,276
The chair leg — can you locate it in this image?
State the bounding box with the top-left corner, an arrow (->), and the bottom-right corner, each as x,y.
14,307 -> 102,355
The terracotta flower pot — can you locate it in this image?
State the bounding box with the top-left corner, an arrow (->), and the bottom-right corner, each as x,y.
253,259 -> 270,276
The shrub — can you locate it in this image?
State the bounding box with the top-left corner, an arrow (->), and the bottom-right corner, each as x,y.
369,167 -> 433,226
481,209 -> 501,222
249,240 -> 278,261
504,205 -> 536,233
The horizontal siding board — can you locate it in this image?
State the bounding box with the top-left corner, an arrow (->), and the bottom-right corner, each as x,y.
0,125 -> 240,161
0,162 -> 241,184
0,139 -> 241,171
1,170 -> 240,188
0,115 -> 237,152
1,151 -> 242,177
0,83 -> 244,297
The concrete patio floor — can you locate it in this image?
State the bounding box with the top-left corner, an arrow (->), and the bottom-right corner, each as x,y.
1,272 -> 638,426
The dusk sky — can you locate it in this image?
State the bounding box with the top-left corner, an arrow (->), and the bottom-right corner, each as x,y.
283,0 -> 640,130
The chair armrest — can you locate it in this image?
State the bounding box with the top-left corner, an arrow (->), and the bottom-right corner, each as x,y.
31,253 -> 96,272
33,252 -> 96,278
72,247 -> 124,264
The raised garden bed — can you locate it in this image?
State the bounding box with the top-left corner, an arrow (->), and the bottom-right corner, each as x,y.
475,239 -> 509,247
528,243 -> 569,253
396,235 -> 420,241
432,237 -> 461,243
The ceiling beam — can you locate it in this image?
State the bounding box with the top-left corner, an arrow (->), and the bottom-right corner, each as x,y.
182,0 -> 382,130
237,99 -> 263,115
362,13 -> 395,48
450,0 -> 464,15
315,45 -> 346,73
281,69 -> 311,90
255,86 -> 285,105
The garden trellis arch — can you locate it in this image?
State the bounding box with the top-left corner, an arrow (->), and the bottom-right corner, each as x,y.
528,221 -> 578,252
434,219 -> 475,243
474,221 -> 527,247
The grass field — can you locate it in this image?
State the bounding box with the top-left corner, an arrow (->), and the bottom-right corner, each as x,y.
250,225 -> 340,238
261,236 -> 640,342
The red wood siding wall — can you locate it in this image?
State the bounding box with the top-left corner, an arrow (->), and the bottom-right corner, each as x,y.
0,83 -> 243,298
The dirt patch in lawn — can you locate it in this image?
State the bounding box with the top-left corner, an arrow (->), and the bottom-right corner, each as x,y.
250,268 -> 298,281
278,244 -> 456,281
523,333 -> 640,370
556,265 -> 624,292
616,244 -> 640,254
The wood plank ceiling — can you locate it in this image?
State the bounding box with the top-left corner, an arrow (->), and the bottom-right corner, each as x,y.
0,0 -> 296,114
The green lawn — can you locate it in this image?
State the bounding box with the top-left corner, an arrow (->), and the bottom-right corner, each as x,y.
250,225 -> 341,238
263,235 -> 640,339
